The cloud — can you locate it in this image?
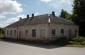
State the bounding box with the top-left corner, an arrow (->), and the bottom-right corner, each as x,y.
0,0 -> 23,14
0,17 -> 19,28
59,0 -> 73,5
17,14 -> 26,18
35,12 -> 39,16
41,0 -> 73,8
7,14 -> 26,24
40,0 -> 52,3
50,0 -> 73,12
0,14 -> 26,27
0,22 -> 8,28
0,15 -> 6,19
39,0 -> 73,13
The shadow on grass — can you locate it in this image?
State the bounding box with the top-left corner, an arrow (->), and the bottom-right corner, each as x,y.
1,38 -> 66,49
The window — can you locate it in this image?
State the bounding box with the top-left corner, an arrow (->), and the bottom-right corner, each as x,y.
40,29 -> 45,37
14,30 -> 16,36
61,29 -> 64,34
51,29 -> 56,36
69,29 -> 71,36
14,30 -> 16,33
32,29 -> 36,37
7,30 -> 8,35
25,30 -> 28,37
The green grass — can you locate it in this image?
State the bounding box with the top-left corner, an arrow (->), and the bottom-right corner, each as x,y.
66,45 -> 85,48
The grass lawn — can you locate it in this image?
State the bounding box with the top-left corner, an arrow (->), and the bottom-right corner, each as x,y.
66,45 -> 85,48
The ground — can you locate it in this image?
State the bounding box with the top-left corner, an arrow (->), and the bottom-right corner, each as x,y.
0,40 -> 85,55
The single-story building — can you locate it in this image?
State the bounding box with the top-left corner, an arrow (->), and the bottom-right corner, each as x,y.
5,12 -> 79,41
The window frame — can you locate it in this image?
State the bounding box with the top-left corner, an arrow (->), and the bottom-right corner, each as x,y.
25,30 -> 29,37
61,29 -> 64,34
51,29 -> 56,36
40,29 -> 45,37
14,30 -> 17,36
32,29 -> 36,37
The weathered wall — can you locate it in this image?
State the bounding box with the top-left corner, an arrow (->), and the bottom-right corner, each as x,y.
5,24 -> 79,41
50,24 -> 79,38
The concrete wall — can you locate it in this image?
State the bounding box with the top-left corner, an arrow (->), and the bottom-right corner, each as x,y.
5,27 -> 18,39
5,24 -> 79,41
49,24 -> 79,40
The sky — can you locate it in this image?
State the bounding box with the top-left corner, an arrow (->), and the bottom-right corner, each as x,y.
0,0 -> 74,28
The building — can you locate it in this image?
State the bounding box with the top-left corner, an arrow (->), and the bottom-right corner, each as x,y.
5,12 -> 79,41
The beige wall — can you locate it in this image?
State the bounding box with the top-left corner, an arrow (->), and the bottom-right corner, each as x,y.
5,24 -> 79,41
5,27 -> 18,38
50,24 -> 79,38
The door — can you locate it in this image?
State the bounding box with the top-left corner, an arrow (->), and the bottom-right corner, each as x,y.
19,31 -> 22,39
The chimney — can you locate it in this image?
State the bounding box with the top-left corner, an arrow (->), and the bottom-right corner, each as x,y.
19,17 -> 22,20
27,15 -> 29,18
52,11 -> 55,17
32,14 -> 34,18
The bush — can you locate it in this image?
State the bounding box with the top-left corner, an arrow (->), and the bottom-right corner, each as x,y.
55,37 -> 69,45
0,34 -> 4,39
81,41 -> 85,45
69,37 -> 85,45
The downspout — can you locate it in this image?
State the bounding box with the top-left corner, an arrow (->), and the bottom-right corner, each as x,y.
48,23 -> 51,41
48,14 -> 51,41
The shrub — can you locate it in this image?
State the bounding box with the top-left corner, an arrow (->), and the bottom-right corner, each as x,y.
55,37 -> 68,45
69,37 -> 85,45
81,41 -> 85,45
0,34 -> 4,39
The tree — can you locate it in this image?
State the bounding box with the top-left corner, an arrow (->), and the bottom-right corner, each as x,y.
72,0 -> 85,36
59,9 -> 72,20
0,28 -> 4,35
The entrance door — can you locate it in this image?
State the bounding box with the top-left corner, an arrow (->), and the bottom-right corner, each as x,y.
19,31 -> 22,39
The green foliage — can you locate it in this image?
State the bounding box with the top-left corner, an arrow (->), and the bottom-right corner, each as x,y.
69,37 -> 85,45
53,37 -> 85,46
0,34 -> 4,39
60,0 -> 85,36
0,28 -> 5,39
72,0 -> 85,36
0,28 -> 4,34
59,9 -> 72,20
54,37 -> 68,45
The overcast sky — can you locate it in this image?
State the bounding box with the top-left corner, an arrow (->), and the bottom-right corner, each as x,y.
0,0 -> 74,28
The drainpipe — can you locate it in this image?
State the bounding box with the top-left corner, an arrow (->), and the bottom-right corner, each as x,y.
49,23 -> 51,41
48,14 -> 51,42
